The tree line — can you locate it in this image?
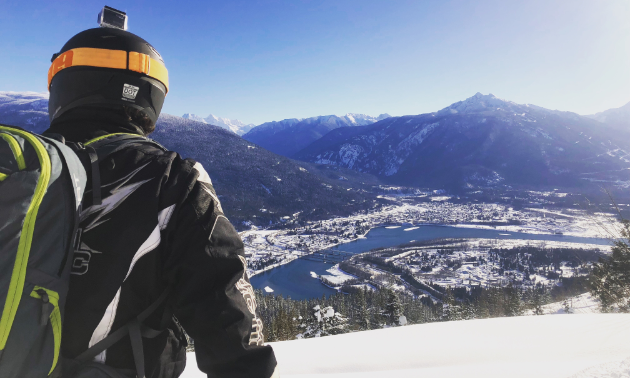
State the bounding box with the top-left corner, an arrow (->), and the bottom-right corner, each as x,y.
254,282 -> 569,342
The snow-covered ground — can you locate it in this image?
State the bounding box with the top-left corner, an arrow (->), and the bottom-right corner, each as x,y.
181,313 -> 630,378
527,292 -> 601,315
319,264 -> 357,286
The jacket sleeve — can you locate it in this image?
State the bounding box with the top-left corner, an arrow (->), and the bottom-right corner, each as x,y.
163,161 -> 278,378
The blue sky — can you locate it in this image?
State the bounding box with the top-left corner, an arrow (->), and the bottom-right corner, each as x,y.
1,0 -> 628,125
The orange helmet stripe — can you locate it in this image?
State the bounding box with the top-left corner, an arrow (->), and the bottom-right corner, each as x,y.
48,48 -> 169,93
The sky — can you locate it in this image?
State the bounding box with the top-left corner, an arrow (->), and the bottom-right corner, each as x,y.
1,0 -> 629,125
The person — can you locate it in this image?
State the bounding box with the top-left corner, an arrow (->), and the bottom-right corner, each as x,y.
44,24 -> 278,378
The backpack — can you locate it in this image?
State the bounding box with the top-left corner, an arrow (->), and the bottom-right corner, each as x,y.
0,126 -> 170,378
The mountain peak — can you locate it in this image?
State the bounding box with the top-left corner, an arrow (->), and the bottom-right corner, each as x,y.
182,113 -> 255,135
438,93 -> 518,115
585,100 -> 630,131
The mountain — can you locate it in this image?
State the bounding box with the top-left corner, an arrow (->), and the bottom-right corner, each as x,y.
242,113 -> 391,157
0,92 -> 379,229
0,92 -> 49,133
585,101 -> 630,134
153,115 -> 380,227
295,93 -> 630,190
182,113 -> 255,135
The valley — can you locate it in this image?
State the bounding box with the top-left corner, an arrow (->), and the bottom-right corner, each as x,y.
1,91 -> 627,304
242,190 -> 617,299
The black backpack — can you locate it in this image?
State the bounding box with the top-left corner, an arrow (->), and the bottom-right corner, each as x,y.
0,127 -> 169,378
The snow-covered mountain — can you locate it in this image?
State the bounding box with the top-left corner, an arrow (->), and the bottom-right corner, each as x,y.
182,113 -> 255,135
0,92 -> 377,228
0,91 -> 49,133
295,93 -> 630,190
585,100 -> 630,133
182,313 -> 630,378
242,113 -> 391,157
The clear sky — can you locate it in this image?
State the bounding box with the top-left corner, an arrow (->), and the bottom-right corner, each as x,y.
1,0 -> 628,125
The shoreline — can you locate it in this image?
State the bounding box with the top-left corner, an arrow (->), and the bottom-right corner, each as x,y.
246,214 -> 614,278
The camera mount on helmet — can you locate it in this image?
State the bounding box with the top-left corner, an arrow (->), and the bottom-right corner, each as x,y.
98,6 -> 128,31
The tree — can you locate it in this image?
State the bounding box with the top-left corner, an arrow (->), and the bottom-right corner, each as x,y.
503,283 -> 523,317
442,288 -> 463,321
384,289 -> 404,326
525,284 -> 547,315
589,219 -> 630,312
357,288 -> 371,330
302,305 -> 348,338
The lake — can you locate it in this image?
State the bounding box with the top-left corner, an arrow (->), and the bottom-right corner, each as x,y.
250,225 -> 610,300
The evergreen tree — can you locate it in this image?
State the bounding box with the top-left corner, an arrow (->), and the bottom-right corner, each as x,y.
384,289 -> 404,326
442,288 -> 463,321
503,283 -> 523,317
589,219 -> 630,313
357,288 -> 371,330
525,284 -> 546,315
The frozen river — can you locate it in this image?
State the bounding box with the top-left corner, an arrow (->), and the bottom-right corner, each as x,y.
250,225 -> 610,300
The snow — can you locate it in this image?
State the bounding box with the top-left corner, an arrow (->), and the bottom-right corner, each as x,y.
430,196 -> 451,201
528,292 -> 601,315
181,113 -> 255,135
319,264 -> 356,285
181,314 -> 630,378
398,315 -> 407,326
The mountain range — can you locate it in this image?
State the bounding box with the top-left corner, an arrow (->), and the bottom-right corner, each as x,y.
294,93 -> 630,190
2,90 -> 630,207
0,92 -> 381,228
181,113 -> 256,135
242,113 -> 391,157
0,92 -> 49,134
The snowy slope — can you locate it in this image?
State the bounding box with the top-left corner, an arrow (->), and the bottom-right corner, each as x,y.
536,292 -> 601,315
182,113 -> 255,135
181,313 -> 630,378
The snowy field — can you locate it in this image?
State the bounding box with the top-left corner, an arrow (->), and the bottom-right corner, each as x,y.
181,313 -> 630,378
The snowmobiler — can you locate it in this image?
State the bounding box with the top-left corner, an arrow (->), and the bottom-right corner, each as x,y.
27,6 -> 277,378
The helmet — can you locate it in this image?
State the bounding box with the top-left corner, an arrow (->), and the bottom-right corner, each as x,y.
48,27 -> 169,124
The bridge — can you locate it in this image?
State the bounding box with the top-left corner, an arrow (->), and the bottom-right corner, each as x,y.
300,249 -> 355,263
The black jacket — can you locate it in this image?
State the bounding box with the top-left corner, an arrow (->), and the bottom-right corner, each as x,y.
46,108 -> 277,378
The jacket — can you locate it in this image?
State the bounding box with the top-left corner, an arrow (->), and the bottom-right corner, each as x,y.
45,107 -> 278,378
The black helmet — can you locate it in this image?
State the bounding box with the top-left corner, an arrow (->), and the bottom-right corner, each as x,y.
48,27 -> 169,124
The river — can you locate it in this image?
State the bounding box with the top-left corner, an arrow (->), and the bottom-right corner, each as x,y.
250,225 -> 610,300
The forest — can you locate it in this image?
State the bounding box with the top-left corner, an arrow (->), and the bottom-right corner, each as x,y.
252,277 -> 587,342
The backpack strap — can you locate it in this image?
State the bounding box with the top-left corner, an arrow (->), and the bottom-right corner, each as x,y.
73,287 -> 172,378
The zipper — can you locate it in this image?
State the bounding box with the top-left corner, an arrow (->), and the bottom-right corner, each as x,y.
0,126 -> 51,353
30,287 -> 61,376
